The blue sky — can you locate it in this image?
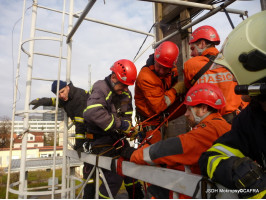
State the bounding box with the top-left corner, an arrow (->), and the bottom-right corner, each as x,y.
0,0 -> 262,119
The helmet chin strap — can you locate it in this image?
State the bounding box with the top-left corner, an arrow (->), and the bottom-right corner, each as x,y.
191,107 -> 211,125
195,44 -> 211,56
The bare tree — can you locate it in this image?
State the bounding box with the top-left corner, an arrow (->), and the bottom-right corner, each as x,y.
0,116 -> 11,148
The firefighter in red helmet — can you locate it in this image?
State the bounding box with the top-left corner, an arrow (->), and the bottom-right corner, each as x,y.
122,83 -> 231,198
183,25 -> 247,124
83,59 -> 143,199
135,41 -> 186,144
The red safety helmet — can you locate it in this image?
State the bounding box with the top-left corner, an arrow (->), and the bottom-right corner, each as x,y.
154,41 -> 179,68
189,25 -> 220,45
184,83 -> 225,109
110,59 -> 137,86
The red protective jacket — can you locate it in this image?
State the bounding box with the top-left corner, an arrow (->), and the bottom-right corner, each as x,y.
130,112 -> 231,198
135,65 -> 178,119
184,47 -> 247,115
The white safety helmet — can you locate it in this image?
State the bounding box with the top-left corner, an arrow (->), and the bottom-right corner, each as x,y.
214,11 -> 266,86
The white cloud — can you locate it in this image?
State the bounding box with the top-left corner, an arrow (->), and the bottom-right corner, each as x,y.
0,0 -> 262,119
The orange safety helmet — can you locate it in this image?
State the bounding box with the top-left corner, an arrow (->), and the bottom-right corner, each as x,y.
110,59 -> 137,86
154,41 -> 179,68
184,83 -> 225,110
189,25 -> 220,45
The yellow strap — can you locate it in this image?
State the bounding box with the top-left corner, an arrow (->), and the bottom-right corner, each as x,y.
124,180 -> 140,187
122,91 -> 131,98
99,191 -> 111,199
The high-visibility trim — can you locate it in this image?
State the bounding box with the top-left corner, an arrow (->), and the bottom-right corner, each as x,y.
83,104 -> 103,113
82,178 -> 94,184
104,114 -> 114,132
249,190 -> 266,199
74,117 -> 84,123
207,155 -> 229,179
51,98 -> 56,106
99,191 -> 111,199
208,143 -> 245,157
164,95 -> 171,107
122,91 -> 131,98
143,146 -> 156,166
75,134 -> 85,139
125,111 -> 133,115
124,180 -> 141,187
106,91 -> 113,101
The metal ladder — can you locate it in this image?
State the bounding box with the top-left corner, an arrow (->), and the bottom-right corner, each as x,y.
7,0 -> 76,198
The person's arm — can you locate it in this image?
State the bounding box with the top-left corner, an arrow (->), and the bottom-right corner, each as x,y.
130,123 -> 220,166
199,107 -> 266,198
83,81 -> 125,133
136,70 -> 177,114
29,97 -> 54,109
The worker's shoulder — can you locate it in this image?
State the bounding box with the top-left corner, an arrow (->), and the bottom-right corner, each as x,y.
92,79 -> 108,89
137,65 -> 158,82
184,56 -> 209,67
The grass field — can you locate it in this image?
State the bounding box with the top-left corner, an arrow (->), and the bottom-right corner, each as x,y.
0,168 -> 129,199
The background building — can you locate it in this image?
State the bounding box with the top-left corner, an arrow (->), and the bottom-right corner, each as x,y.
13,120 -> 61,135
43,106 -> 64,121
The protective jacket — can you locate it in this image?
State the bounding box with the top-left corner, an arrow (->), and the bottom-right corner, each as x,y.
83,75 -> 133,140
134,54 -> 185,144
135,54 -> 178,118
130,112 -> 231,198
199,102 -> 266,198
83,75 -> 144,199
183,47 -> 247,117
44,82 -> 89,140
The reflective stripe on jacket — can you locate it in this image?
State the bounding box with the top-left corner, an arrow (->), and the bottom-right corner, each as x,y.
199,103 -> 266,189
183,47 -> 247,115
131,112 -> 230,166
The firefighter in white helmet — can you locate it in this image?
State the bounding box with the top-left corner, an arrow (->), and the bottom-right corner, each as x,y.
199,10 -> 266,199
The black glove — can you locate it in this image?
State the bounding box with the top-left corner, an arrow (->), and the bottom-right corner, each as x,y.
120,147 -> 136,160
74,138 -> 86,158
232,157 -> 266,198
29,98 -> 52,109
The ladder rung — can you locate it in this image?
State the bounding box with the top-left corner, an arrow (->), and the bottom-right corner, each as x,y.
28,129 -> 63,133
34,52 -> 66,59
32,77 -> 55,81
15,110 -> 57,116
36,27 -> 67,37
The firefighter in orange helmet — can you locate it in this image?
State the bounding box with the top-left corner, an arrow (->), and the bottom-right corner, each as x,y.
122,83 -> 231,198
135,41 -> 186,144
183,25 -> 247,123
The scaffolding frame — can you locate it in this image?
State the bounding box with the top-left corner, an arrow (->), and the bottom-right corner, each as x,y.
6,0 -> 248,198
